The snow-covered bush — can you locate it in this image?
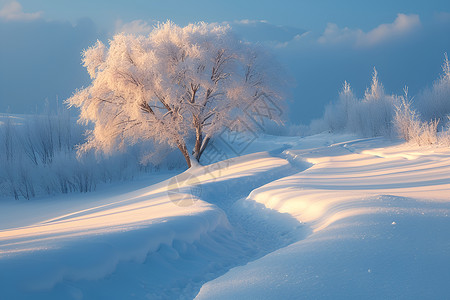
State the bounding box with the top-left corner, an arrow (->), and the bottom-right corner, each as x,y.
393,88 -> 422,142
394,97 -> 439,145
392,53 -> 450,146
419,119 -> 439,145
0,110 -> 183,200
439,116 -> 450,145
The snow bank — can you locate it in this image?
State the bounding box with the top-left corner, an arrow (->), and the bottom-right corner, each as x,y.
255,138 -> 450,230
0,171 -> 231,299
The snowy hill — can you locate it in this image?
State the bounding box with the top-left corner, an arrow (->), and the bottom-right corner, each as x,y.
1,133 -> 449,299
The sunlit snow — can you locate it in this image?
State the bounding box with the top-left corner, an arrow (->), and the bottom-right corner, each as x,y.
1,133 -> 449,299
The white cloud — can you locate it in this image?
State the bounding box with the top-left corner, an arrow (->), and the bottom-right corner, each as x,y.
318,14 -> 421,47
234,19 -> 268,25
115,19 -> 154,35
318,23 -> 362,45
274,31 -> 311,48
0,1 -> 42,21
225,19 -> 306,45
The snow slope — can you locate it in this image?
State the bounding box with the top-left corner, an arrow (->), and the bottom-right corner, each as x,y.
0,146 -> 303,299
1,133 -> 450,299
196,136 -> 450,299
0,170 -> 232,299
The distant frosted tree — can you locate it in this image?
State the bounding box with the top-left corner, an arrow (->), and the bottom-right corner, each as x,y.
318,68 -> 397,137
322,81 -> 356,132
416,53 -> 450,125
359,68 -> 397,137
67,21 -> 283,168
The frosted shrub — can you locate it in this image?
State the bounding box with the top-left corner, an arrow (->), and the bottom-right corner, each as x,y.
303,53 -> 450,146
0,111 -> 180,200
392,53 -> 450,146
418,119 -> 439,145
393,88 -> 441,145
394,87 -> 422,142
438,116 -> 450,145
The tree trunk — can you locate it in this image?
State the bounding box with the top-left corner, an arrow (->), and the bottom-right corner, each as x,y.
176,141 -> 191,168
198,136 -> 210,161
194,131 -> 202,161
193,116 -> 202,161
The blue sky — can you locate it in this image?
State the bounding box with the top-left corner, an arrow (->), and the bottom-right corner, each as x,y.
1,0 -> 450,123
11,0 -> 450,31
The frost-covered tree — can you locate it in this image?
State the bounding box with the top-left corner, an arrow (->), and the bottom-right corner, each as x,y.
359,68 -> 397,137
316,68 -> 397,137
322,81 -> 356,132
416,53 -> 450,125
67,21 -> 282,168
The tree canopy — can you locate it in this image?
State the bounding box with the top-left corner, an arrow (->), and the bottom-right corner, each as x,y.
67,21 -> 284,168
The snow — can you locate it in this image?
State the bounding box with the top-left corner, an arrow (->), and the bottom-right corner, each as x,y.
1,133 -> 450,299
0,171 -> 232,299
0,146 -> 299,299
196,135 -> 450,299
